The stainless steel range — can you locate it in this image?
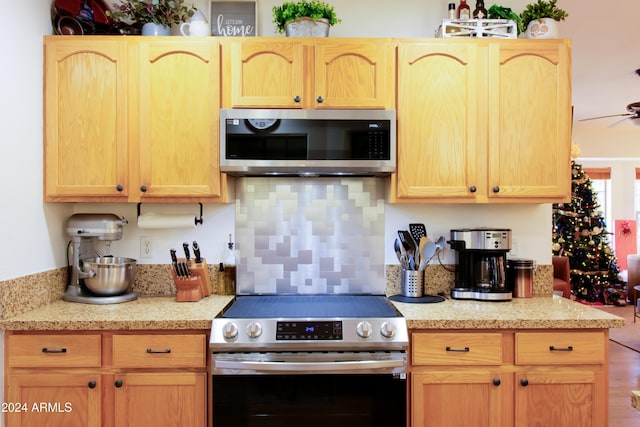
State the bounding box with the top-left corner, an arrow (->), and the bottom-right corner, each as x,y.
210,294 -> 408,426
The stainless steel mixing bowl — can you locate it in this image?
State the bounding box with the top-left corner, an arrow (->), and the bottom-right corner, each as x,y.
82,257 -> 137,296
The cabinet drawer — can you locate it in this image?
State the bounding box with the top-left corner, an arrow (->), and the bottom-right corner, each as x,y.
412,333 -> 503,365
7,334 -> 101,368
515,331 -> 605,365
112,334 -> 206,368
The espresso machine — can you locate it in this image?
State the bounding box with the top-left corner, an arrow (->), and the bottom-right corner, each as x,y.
449,228 -> 512,301
64,213 -> 138,304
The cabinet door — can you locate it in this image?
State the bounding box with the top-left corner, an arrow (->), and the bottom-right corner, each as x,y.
412,370 -> 512,427
6,374 -> 101,427
515,369 -> 605,427
487,40 -> 571,200
314,39 -> 393,109
114,372 -> 206,427
227,39 -> 304,108
396,42 -> 481,200
133,39 -> 221,198
44,38 -> 128,200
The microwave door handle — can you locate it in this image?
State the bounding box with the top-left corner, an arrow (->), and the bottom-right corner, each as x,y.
214,358 -> 404,373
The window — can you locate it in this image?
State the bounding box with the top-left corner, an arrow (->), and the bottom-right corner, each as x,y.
584,167 -> 612,236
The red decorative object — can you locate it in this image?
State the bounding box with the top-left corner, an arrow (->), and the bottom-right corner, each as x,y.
615,219 -> 637,271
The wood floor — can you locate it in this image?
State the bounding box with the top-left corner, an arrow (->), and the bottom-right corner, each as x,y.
610,341 -> 640,426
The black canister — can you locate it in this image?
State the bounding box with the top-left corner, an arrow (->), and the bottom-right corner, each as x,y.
507,258 -> 535,298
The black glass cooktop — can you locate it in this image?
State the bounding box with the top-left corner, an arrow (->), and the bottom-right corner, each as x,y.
222,295 -> 400,319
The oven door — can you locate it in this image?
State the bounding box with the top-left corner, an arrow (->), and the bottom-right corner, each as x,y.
212,351 -> 406,427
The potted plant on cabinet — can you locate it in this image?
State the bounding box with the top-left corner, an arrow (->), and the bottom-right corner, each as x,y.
107,0 -> 196,35
519,0 -> 568,39
487,4 -> 523,35
272,1 -> 341,37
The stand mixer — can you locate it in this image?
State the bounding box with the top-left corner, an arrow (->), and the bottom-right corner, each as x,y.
64,213 -> 138,304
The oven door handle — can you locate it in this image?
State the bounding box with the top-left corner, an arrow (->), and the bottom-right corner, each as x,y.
214,358 -> 405,373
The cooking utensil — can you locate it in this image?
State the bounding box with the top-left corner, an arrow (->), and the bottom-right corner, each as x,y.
409,223 -> 427,246
398,230 -> 416,270
394,238 -> 403,265
170,248 -> 179,276
193,241 -> 202,263
183,242 -> 191,261
82,257 -> 137,296
395,237 -> 410,269
418,238 -> 436,271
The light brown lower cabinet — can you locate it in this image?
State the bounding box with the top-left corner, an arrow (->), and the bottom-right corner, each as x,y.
5,331 -> 208,427
410,330 -> 608,427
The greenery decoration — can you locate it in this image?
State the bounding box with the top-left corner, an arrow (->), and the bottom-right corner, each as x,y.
520,0 -> 568,31
487,4 -> 523,34
107,0 -> 196,27
272,1 -> 341,34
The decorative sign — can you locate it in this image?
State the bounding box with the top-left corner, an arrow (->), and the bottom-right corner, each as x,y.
209,1 -> 257,37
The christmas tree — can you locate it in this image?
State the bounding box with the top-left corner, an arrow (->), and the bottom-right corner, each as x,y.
552,161 -> 626,305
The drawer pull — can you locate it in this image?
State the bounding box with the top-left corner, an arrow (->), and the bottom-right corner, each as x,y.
445,346 -> 470,353
549,345 -> 573,352
146,347 -> 171,354
42,347 -> 67,353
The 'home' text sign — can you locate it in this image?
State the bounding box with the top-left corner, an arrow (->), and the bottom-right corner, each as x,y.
210,1 -> 256,36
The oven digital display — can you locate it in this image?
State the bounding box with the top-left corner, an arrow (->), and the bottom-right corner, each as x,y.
276,321 -> 343,340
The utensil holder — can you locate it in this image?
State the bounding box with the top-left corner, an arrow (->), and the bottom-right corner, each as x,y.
400,269 -> 424,297
171,258 -> 212,302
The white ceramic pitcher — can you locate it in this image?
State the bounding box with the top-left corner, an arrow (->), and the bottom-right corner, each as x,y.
180,10 -> 211,36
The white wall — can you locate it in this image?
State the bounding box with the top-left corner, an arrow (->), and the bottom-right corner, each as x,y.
0,1 -> 72,281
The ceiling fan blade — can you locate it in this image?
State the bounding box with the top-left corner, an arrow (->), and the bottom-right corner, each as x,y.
579,113 -> 634,121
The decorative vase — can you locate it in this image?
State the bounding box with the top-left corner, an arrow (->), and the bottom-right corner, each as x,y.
141,22 -> 171,36
285,17 -> 330,37
525,18 -> 559,39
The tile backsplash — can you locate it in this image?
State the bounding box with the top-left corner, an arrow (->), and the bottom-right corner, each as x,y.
235,178 -> 385,295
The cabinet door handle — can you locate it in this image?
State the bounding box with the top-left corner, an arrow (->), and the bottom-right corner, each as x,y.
116,184 -> 123,192
469,185 -> 477,193
316,96 -> 324,103
520,378 -> 529,387
492,185 -> 500,193
140,185 -> 147,192
492,378 -> 501,386
549,345 -> 573,352
293,96 -> 301,103
115,379 -> 123,388
88,380 -> 97,389
146,347 -> 171,354
445,346 -> 470,353
42,347 -> 67,353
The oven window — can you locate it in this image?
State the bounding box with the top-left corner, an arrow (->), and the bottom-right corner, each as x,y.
213,374 -> 406,427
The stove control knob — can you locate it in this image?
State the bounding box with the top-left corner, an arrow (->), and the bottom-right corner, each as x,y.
222,322 -> 238,340
246,321 -> 263,339
356,321 -> 372,338
380,322 -> 396,339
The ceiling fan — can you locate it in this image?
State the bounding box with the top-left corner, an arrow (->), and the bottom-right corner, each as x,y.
579,102 -> 640,123
579,68 -> 640,124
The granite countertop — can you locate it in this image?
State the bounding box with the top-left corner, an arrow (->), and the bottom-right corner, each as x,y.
0,294 -> 624,332
394,295 -> 625,329
0,295 -> 235,331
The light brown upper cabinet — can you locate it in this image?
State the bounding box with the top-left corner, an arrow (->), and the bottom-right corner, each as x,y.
44,36 -> 227,202
221,38 -> 395,109
392,39 -> 572,203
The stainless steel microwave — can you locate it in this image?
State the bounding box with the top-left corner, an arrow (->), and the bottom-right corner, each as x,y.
219,109 -> 396,176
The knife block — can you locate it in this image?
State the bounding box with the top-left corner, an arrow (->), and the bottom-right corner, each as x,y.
171,258 -> 212,302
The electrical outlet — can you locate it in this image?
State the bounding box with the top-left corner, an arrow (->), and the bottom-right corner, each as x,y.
140,236 -> 153,259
